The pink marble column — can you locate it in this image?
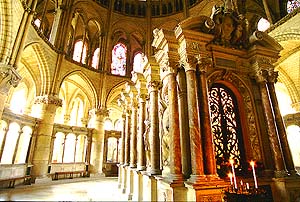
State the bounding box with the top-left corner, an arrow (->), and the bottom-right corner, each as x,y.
166,70 -> 183,181
137,94 -> 147,170
256,70 -> 287,177
130,101 -> 138,168
184,57 -> 205,183
124,109 -> 131,166
148,81 -> 161,175
267,71 -> 298,175
198,58 -> 217,177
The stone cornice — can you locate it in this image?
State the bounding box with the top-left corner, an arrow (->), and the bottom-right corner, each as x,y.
34,95 -> 63,107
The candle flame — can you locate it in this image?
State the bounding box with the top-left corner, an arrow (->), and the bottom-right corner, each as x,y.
250,161 -> 255,166
228,173 -> 233,178
229,159 -> 234,164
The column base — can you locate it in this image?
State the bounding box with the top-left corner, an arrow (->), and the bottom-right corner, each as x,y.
156,176 -> 187,201
125,167 -> 134,200
185,176 -> 228,202
142,172 -> 158,201
274,170 -> 289,178
132,170 -> 143,201
272,176 -> 300,202
33,176 -> 52,184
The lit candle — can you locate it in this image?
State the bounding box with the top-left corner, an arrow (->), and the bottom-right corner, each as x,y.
228,173 -> 233,185
240,180 -> 243,186
229,159 -> 237,189
246,183 -> 249,190
250,161 -> 258,189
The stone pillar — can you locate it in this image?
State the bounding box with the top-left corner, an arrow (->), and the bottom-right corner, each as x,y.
122,96 -> 131,166
177,67 -> 191,179
184,56 -> 205,182
198,57 -> 217,177
0,65 -> 21,118
89,108 -> 108,175
147,81 -> 161,175
255,69 -> 287,177
165,65 -> 184,182
267,71 -> 298,176
49,3 -> 63,44
31,95 -> 62,180
132,72 -> 148,171
126,84 -> 138,168
144,57 -> 161,175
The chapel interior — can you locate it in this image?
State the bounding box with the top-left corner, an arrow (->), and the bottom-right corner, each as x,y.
1,0 -> 300,201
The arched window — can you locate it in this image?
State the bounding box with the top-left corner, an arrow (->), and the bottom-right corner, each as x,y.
133,52 -> 144,73
10,83 -> 27,115
111,43 -> 127,76
73,40 -> 87,64
114,119 -> 123,131
257,18 -> 270,32
52,132 -> 65,163
104,118 -> 113,131
63,133 -> 76,163
92,48 -> 100,69
287,0 -> 300,13
14,126 -> 32,164
75,135 -> 87,162
69,97 -> 84,126
208,83 -> 246,177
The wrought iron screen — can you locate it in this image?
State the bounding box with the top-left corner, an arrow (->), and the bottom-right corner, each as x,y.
208,83 -> 244,177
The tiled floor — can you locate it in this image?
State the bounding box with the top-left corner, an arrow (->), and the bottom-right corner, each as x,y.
0,176 -> 127,201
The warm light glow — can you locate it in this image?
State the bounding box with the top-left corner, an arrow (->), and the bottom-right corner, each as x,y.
250,161 -> 255,166
257,18 -> 270,32
229,159 -> 234,165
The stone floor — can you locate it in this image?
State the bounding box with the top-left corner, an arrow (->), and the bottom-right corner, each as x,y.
0,176 -> 127,201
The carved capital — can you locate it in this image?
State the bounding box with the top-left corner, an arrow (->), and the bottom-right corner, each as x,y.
198,56 -> 213,72
0,64 -> 22,94
89,108 -> 109,118
267,71 -> 279,83
255,69 -> 268,83
34,95 -> 63,107
147,81 -> 161,92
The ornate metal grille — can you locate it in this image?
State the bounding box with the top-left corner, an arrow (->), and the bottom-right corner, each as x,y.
208,84 -> 244,177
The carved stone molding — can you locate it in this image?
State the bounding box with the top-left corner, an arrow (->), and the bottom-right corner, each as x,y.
147,80 -> 161,92
0,64 -> 22,94
34,95 -> 62,107
198,56 -> 213,73
89,108 -> 109,118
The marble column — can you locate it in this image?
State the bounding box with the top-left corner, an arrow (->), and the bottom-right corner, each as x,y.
132,72 -> 148,171
166,68 -> 183,181
124,109 -> 131,166
256,70 -> 287,177
130,96 -> 138,168
119,110 -> 126,165
198,57 -> 217,177
89,108 -> 108,175
184,56 -> 205,182
137,94 -> 147,171
267,71 -> 298,175
31,95 -> 62,180
148,81 -> 161,175
177,67 -> 191,178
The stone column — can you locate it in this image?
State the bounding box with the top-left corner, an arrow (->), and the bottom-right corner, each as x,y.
132,72 -> 148,171
0,65 -> 21,118
89,108 -> 108,175
184,56 -> 205,182
267,71 -> 298,176
117,98 -> 126,165
198,57 -> 217,177
165,65 -> 184,182
126,84 -> 138,168
124,106 -> 131,166
31,95 -> 62,180
49,3 -> 63,44
147,81 -> 161,175
177,67 -> 191,179
144,57 -> 161,175
256,69 -> 287,177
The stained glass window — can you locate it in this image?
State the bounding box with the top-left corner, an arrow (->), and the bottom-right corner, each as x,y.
92,48 -> 100,69
111,43 -> 127,76
133,52 -> 143,73
287,0 -> 300,13
73,40 -> 87,64
208,84 -> 245,177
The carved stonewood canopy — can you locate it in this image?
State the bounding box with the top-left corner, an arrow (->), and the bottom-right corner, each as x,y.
176,2 -> 283,53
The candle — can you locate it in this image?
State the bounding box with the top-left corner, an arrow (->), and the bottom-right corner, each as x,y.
246,183 -> 249,190
229,159 -> 237,189
250,161 -> 258,189
228,173 -> 233,185
240,180 -> 243,186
